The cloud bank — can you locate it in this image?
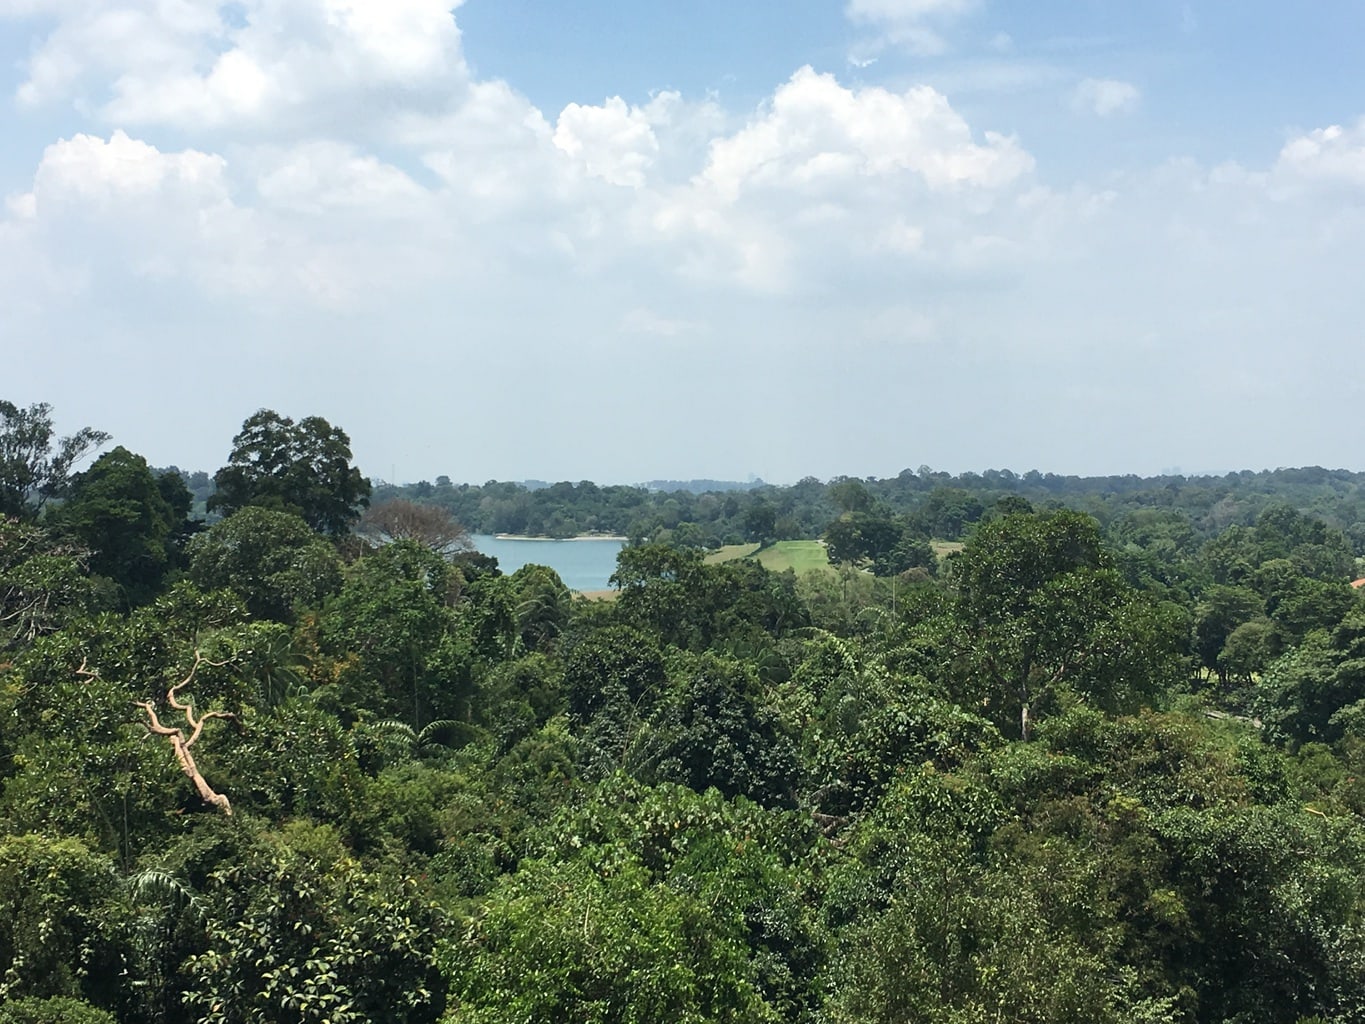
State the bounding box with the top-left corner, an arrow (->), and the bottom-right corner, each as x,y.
2,2 -> 1364,482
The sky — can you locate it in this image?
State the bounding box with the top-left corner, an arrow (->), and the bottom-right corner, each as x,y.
3,1 -> 1365,485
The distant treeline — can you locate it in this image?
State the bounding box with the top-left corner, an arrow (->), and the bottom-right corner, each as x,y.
366,466 -> 1365,553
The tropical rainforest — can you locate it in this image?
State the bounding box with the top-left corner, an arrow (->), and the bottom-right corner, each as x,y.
2,398 -> 1365,1024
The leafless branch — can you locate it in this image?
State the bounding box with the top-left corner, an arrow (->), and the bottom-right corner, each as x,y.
359,499 -> 472,557
133,650 -> 235,815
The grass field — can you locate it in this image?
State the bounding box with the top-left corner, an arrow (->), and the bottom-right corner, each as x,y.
706,540 -> 833,575
706,538 -> 963,576
704,544 -> 760,564
756,540 -> 832,574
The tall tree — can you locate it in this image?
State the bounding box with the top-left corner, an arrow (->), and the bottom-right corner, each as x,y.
360,498 -> 471,556
47,447 -> 188,607
208,410 -> 370,536
0,401 -> 109,519
824,511 -> 930,576
743,499 -> 777,544
952,510 -> 1183,740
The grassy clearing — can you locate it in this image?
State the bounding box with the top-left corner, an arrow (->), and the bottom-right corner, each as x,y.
705,540 -> 832,575
704,544 -> 760,564
756,540 -> 832,575
710,538 -> 959,576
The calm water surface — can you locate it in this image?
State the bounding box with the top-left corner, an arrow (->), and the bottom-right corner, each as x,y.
470,534 -> 626,592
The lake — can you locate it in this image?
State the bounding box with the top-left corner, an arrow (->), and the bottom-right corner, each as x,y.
469,534 -> 626,592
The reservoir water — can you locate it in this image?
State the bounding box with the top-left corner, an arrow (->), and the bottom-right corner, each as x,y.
469,534 -> 626,593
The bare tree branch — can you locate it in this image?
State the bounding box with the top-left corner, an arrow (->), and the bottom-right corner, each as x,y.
359,499 -> 472,557
133,650 -> 235,815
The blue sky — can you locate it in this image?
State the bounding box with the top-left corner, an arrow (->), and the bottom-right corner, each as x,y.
456,3 -> 1365,170
3,1 -> 1365,484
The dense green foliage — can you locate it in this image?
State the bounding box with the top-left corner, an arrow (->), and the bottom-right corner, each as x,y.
208,410 -> 370,536
3,399 -> 1365,1023
47,447 -> 193,607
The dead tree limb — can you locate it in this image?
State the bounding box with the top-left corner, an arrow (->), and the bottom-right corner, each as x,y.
134,651 -> 235,815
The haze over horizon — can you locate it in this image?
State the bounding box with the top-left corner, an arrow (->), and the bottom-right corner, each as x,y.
4,1 -> 1365,484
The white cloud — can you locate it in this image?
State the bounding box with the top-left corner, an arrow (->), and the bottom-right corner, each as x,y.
629,68 -> 1035,293
845,0 -> 976,55
27,129 -> 229,207
700,66 -> 1032,200
647,189 -> 792,292
5,192 -> 37,220
0,23 -> 1060,315
1072,77 -> 1141,117
325,0 -> 461,79
1275,120 -> 1365,187
11,0 -> 469,133
6,130 -> 277,297
96,57 -> 1011,300
554,97 -> 659,188
7,3 -> 1365,482
410,80 -> 566,215
3,6 -> 1037,308
6,129 -> 462,307
254,142 -> 428,215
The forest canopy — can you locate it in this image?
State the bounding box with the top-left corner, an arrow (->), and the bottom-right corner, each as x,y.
2,401 -> 1364,1024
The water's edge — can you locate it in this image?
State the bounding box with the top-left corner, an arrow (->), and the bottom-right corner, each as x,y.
469,533 -> 626,592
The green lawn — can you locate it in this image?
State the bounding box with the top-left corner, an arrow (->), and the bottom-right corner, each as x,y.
704,543 -> 760,564
707,538 -> 961,576
756,540 -> 832,575
706,540 -> 832,575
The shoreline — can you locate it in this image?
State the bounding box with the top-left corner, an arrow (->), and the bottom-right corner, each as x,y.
492,533 -> 629,542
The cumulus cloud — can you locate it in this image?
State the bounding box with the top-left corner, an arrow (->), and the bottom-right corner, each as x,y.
253,142 -> 429,215
1276,120 -> 1365,186
554,97 -> 659,188
0,43 -> 1043,304
5,129 -> 460,307
1072,77 -> 1141,117
701,66 -> 1032,200
3,4 -> 1043,304
11,0 -> 469,133
627,68 -> 1036,293
6,3 -> 1365,481
26,130 -> 229,207
6,130 -> 270,296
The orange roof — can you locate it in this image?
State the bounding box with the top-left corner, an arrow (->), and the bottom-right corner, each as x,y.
1352,578 -> 1365,589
